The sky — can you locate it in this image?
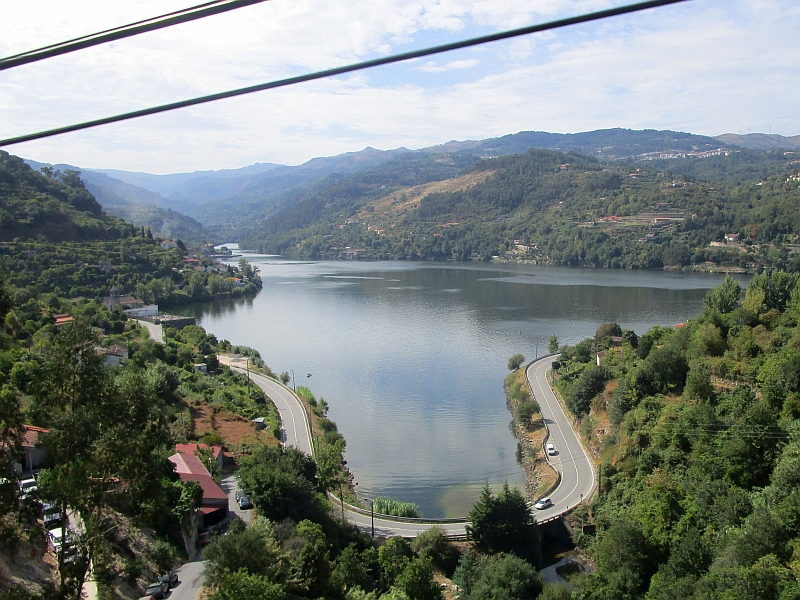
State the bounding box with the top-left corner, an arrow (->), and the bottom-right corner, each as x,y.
1,0 -> 799,173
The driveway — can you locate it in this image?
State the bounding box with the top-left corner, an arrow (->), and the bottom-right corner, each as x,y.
167,555 -> 204,600
221,473 -> 252,525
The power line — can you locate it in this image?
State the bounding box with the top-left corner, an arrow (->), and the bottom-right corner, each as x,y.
0,0 -> 693,148
0,0 -> 271,71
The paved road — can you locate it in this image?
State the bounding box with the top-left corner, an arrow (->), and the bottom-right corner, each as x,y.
168,556 -> 204,600
221,473 -> 252,525
135,319 -> 163,343
226,354 -> 594,536
223,359 -> 313,455
526,355 -> 596,522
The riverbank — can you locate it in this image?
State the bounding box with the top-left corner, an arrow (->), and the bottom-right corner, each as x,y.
505,368 -> 558,503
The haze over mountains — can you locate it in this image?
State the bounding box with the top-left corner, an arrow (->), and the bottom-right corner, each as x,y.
23,129 -> 800,243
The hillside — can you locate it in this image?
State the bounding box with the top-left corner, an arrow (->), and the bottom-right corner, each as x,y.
551,272 -> 800,598
0,151 -> 129,242
23,159 -> 207,243
716,132 -> 800,151
238,146 -> 800,271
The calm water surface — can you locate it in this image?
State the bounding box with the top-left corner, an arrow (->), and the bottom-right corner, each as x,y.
179,249 -> 744,517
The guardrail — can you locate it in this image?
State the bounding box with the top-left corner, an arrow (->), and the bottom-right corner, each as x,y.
327,492 -> 468,524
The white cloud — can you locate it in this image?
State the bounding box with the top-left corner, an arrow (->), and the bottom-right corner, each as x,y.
417,59 -> 479,72
0,0 -> 798,172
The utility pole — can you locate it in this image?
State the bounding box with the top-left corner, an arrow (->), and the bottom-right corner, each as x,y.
291,369 -> 296,392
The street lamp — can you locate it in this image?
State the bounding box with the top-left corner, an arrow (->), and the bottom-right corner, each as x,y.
365,498 -> 374,538
291,369 -> 296,392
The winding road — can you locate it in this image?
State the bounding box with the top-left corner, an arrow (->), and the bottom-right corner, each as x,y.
525,355 -> 596,522
224,353 -> 595,536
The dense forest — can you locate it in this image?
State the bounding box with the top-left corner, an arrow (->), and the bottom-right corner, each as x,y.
238,146 -> 800,271
552,272 -> 800,598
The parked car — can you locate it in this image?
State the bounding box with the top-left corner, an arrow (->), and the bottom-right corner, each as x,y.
546,443 -> 557,456
234,489 -> 245,501
534,497 -> 552,510
43,508 -> 63,529
159,571 -> 179,589
237,494 -> 252,509
48,527 -> 76,555
145,581 -> 168,599
19,478 -> 37,500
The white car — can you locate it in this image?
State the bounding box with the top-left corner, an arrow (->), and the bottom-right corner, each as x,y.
546,443 -> 557,456
19,478 -> 37,500
534,497 -> 552,510
48,527 -> 73,551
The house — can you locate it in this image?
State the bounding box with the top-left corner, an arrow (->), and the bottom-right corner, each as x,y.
175,443 -> 225,471
161,241 -> 178,250
611,336 -> 624,347
168,453 -> 228,526
102,286 -> 145,311
252,417 -> 266,431
194,363 -> 208,374
53,314 -> 73,327
14,425 -> 49,475
97,343 -> 129,366
724,233 -> 740,243
123,304 -> 158,318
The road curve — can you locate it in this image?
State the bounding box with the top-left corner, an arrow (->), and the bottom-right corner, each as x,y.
525,355 -> 596,521
227,353 -> 594,536
223,357 -> 468,536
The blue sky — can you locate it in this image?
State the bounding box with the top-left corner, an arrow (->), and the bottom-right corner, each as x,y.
1,0 -> 798,173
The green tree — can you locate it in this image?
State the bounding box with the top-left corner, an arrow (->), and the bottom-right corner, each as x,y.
286,520 -> 334,599
396,557 -> 442,600
508,354 -> 525,371
332,544 -> 372,594
0,386 -> 23,517
379,537 -> 413,588
468,554 -> 543,600
411,526 -> 458,576
209,569 -> 286,600
592,518 -> 658,599
704,275 -> 741,314
29,321 -> 173,596
203,518 -> 283,586
466,484 -> 539,563
595,322 -> 622,343
548,336 -> 559,354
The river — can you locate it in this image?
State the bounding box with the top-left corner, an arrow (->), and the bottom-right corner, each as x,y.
177,248 -> 746,517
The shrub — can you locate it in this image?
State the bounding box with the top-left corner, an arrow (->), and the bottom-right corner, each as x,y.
507,354 -> 525,371
373,497 -> 420,518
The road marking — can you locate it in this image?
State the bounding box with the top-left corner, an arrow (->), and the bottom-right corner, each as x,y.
526,356 -> 595,519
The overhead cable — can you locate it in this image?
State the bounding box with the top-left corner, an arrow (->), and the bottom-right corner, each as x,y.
0,0 -> 271,71
0,0 -> 692,148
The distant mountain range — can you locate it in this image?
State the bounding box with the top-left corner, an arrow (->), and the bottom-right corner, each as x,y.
23,128 -> 800,244
715,132 -> 800,151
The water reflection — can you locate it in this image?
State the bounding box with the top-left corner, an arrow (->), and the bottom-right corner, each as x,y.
178,252 -> 742,517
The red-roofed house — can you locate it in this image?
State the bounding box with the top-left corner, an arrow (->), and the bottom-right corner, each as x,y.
168,452 -> 228,526
53,314 -> 73,327
175,443 -> 224,471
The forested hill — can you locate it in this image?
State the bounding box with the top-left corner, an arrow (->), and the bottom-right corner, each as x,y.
239,146 -> 800,271
0,151 -> 130,241
470,128 -> 723,159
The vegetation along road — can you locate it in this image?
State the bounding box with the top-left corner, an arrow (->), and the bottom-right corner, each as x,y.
230,353 -> 594,536
526,354 -> 596,521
